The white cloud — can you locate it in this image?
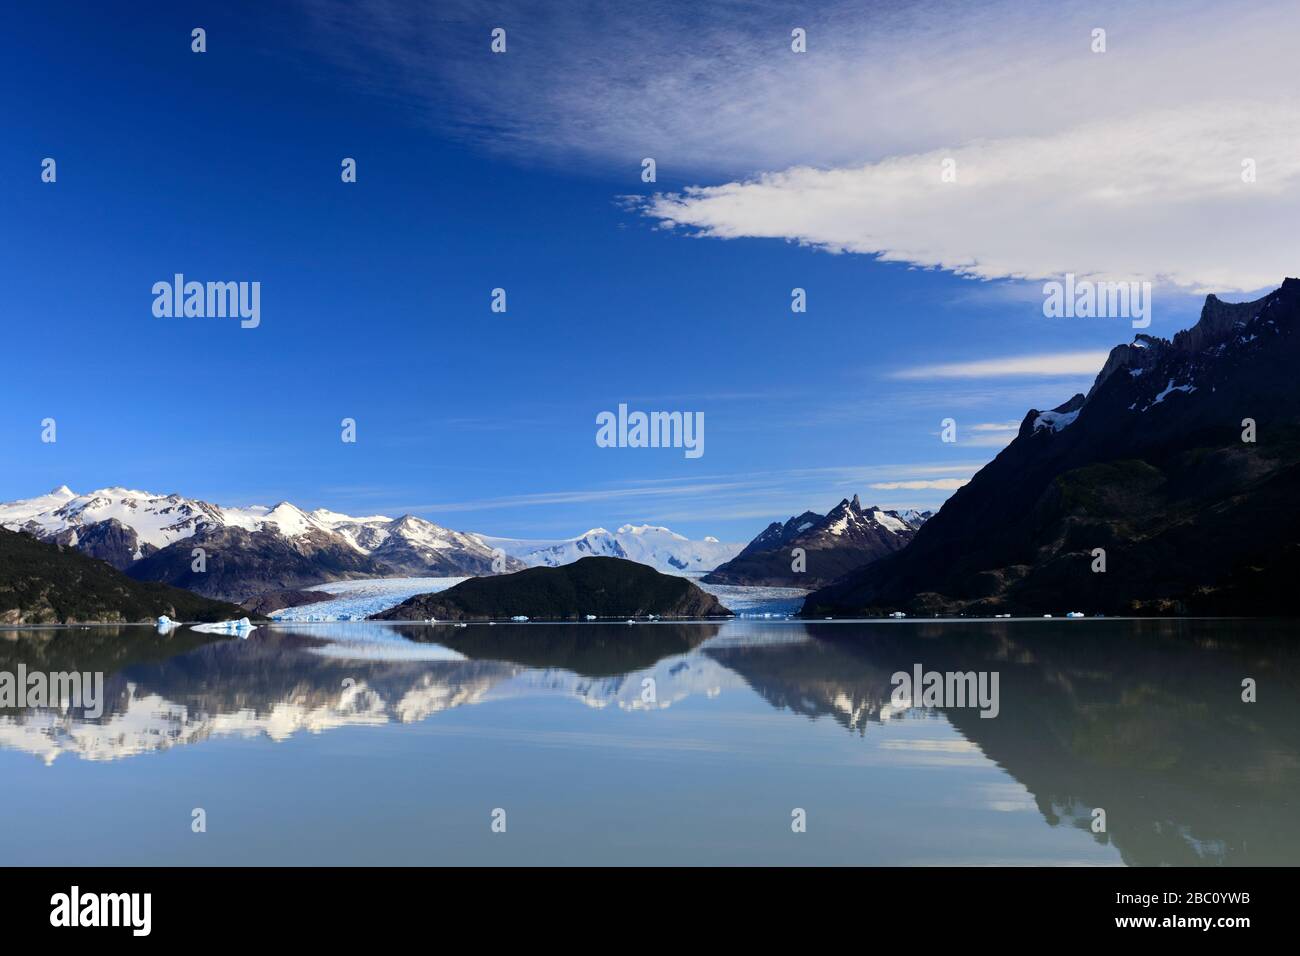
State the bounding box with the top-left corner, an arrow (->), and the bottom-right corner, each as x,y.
892,351 -> 1111,380
642,100 -> 1300,293
871,479 -> 970,491
299,0 -> 1300,291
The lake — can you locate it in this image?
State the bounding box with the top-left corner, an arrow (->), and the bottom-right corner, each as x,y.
2,617 -> 1297,865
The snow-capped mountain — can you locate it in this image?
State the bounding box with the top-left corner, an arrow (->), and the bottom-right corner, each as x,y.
703,496 -> 929,588
0,487 -> 525,601
0,485 -> 259,566
483,524 -> 743,575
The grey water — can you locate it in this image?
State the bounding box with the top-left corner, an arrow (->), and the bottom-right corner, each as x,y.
1,618 -> 1297,866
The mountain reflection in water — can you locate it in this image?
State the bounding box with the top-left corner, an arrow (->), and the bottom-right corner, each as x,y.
1,618 -> 1297,866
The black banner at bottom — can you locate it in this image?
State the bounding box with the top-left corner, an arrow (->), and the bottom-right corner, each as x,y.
0,866 -> 1281,941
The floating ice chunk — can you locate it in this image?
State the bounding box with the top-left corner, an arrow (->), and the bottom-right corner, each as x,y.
192,617 -> 257,638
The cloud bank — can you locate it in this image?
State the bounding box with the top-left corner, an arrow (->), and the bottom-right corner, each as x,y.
301,0 -> 1300,293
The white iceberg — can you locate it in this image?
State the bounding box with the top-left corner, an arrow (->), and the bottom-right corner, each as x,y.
192,617 -> 257,638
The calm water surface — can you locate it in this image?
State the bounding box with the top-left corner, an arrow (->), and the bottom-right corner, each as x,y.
2,618 -> 1297,865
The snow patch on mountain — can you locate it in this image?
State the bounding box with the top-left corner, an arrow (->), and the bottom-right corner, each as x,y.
1033,408 -> 1081,432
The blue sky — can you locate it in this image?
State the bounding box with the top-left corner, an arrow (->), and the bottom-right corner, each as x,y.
2,0 -> 1288,540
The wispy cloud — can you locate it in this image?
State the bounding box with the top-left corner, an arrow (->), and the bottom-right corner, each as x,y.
395,461 -> 985,521
892,351 -> 1111,380
871,478 -> 970,491
955,421 -> 1020,449
406,480 -> 753,513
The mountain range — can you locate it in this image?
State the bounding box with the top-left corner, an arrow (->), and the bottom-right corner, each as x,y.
0,487 -> 741,603
804,277 -> 1300,617
703,496 -> 930,588
13,280 -> 1294,618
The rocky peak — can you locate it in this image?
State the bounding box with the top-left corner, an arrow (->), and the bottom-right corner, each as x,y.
1089,336 -> 1166,398
1174,291 -> 1265,355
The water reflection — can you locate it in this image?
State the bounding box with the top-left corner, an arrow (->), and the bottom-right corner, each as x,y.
0,627 -> 519,762
2,618 -> 1298,865
708,620 -> 1300,865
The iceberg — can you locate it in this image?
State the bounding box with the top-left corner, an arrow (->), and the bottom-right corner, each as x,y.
192,617 -> 257,638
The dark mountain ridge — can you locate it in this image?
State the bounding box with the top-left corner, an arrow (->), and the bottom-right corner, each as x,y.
0,527 -> 251,625
804,278 -> 1300,617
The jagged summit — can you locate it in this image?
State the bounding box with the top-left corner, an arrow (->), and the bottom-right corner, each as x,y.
703,495 -> 929,588
1089,279 -> 1299,400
